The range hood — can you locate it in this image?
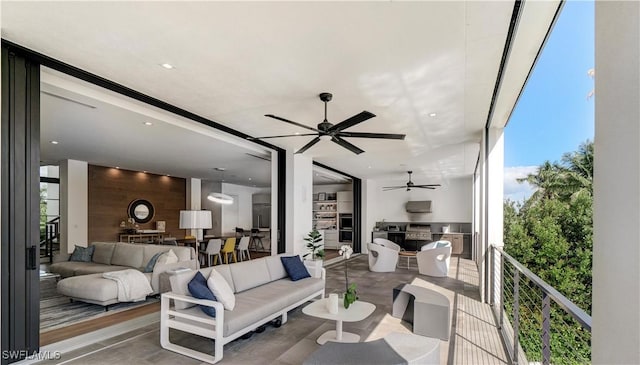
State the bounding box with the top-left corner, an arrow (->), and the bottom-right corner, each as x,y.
406,200 -> 432,213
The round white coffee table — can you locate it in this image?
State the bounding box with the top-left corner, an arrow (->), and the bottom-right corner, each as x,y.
302,298 -> 376,344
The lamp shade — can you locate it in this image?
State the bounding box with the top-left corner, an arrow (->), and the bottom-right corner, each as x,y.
179,210 -> 212,229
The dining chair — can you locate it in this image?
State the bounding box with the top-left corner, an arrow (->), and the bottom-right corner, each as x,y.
221,237 -> 237,264
199,239 -> 222,267
236,236 -> 251,262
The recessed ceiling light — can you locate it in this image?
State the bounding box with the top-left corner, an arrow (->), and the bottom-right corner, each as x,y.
214,167 -> 226,171
428,112 -> 437,117
368,166 -> 372,169
143,122 -> 153,126
166,174 -> 170,177
143,171 -> 147,173
115,166 -> 120,169
160,63 -> 174,69
248,177 -> 252,181
295,132 -> 300,135
50,140 -> 59,145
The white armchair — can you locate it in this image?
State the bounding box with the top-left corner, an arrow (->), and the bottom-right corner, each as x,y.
373,238 -> 402,252
417,241 -> 452,277
368,242 -> 400,272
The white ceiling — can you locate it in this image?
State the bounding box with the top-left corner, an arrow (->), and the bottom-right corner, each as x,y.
2,1 -> 560,184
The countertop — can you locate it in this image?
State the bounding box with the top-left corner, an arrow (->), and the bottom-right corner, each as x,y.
374,231 -> 471,235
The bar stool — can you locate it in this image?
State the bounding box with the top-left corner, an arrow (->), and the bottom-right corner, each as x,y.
250,229 -> 265,252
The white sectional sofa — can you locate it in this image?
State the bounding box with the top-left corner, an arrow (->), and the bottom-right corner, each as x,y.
160,254 -> 325,364
52,242 -> 197,306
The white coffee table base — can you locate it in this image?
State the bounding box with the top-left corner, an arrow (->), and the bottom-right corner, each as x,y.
317,330 -> 360,344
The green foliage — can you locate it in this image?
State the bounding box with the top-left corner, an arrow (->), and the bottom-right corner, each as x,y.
343,283 -> 358,309
303,228 -> 325,261
504,140 -> 593,363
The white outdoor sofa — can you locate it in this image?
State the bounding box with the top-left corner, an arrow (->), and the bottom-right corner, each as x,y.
160,254 -> 325,364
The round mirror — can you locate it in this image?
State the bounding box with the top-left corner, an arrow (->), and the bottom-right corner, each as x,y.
128,199 -> 154,224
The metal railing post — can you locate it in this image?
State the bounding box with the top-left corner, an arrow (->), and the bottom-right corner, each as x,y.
499,249 -> 504,329
542,292 -> 551,365
512,269 -> 520,365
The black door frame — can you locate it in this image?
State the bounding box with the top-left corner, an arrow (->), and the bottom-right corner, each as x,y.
1,46 -> 41,364
312,162 -> 363,253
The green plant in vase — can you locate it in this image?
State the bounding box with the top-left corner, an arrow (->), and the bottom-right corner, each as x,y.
339,244 -> 358,308
303,228 -> 325,261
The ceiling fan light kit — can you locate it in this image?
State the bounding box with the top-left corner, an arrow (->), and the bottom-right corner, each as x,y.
255,92 -> 406,154
383,171 -> 441,192
207,192 -> 234,205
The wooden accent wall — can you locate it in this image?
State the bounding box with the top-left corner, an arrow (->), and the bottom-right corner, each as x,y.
88,165 -> 186,242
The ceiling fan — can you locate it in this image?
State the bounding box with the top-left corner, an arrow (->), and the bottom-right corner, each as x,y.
252,92 -> 405,154
383,171 -> 441,191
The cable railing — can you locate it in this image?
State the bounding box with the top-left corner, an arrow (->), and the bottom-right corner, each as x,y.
490,245 -> 592,365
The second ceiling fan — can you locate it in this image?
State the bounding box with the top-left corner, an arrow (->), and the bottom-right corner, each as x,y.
383,171 -> 441,191
253,92 -> 406,154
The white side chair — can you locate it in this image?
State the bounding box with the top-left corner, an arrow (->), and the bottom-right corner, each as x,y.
236,236 -> 251,262
373,238 -> 402,252
200,239 -> 222,267
368,242 -> 400,272
417,241 -> 452,277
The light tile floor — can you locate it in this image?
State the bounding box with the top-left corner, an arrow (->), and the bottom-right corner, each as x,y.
36,255 -> 509,365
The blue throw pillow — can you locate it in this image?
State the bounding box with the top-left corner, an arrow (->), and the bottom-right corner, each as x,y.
280,256 -> 311,281
187,271 -> 217,317
143,252 -> 164,273
69,245 -> 95,262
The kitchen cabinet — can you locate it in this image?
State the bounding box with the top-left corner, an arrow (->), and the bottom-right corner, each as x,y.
313,200 -> 337,230
371,231 -> 388,242
337,191 -> 353,213
432,233 -> 463,254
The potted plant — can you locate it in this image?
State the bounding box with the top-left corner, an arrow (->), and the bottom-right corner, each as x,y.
303,228 -> 325,277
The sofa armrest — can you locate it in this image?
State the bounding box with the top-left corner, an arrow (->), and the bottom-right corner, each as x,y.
151,259 -> 198,293
162,292 -> 224,311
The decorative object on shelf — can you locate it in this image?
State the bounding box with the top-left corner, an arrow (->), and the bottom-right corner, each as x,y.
207,192 -> 234,205
156,220 -> 166,232
128,199 -> 155,224
120,217 -> 138,234
339,244 -> 358,309
303,228 -> 325,261
318,192 -> 326,201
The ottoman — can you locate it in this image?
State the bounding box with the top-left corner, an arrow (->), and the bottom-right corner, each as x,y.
57,273 -> 120,309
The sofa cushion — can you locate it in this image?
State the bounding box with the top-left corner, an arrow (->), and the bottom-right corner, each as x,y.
144,252 -> 164,273
223,277 -> 324,336
69,245 -> 95,262
91,242 -> 116,265
265,255 -> 287,281
208,269 -> 235,310
157,249 -> 179,265
281,256 -> 311,281
188,272 -> 217,317
73,264 -> 132,276
50,261 -> 92,278
111,243 -> 144,268
210,265 -> 235,292
229,258 -> 270,293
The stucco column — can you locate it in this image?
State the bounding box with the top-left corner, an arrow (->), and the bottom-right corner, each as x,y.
59,159 -> 88,253
592,2 -> 640,363
285,152 -> 313,255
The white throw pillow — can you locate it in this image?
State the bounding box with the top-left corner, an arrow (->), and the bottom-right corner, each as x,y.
157,249 -> 178,265
207,268 -> 235,310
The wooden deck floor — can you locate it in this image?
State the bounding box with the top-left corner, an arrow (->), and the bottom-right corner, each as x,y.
36,255 -> 510,365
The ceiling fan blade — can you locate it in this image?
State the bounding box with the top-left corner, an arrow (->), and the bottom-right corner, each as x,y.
382,186 -> 406,190
414,186 -> 436,190
328,111 -> 375,132
338,131 -> 406,140
413,184 -> 441,188
296,137 -> 321,154
265,114 -> 320,132
249,133 -> 317,140
331,136 -> 365,155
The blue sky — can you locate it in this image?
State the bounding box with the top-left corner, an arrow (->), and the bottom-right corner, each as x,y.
504,1 -> 594,200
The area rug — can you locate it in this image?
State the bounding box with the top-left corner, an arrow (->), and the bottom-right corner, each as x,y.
40,275 -> 158,332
